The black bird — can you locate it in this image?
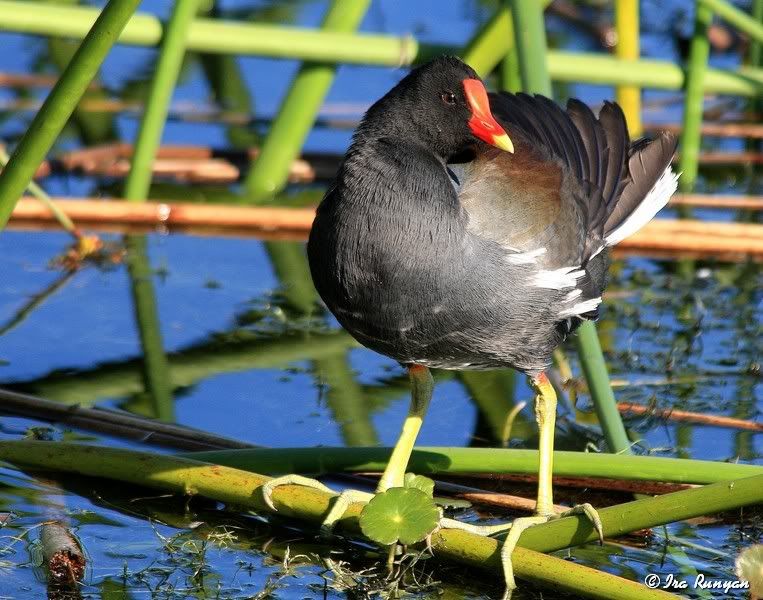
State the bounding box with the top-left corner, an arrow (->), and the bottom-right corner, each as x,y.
278,55 -> 676,594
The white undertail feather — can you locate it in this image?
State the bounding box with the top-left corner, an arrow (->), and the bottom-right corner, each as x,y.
531,266 -> 586,290
605,166 -> 679,247
558,296 -> 602,318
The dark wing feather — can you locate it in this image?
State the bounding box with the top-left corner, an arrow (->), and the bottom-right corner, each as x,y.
490,93 -> 555,151
604,131 -> 678,238
596,102 -> 629,210
489,92 -> 627,253
533,95 -> 587,180
566,99 -> 605,196
485,92 -> 677,265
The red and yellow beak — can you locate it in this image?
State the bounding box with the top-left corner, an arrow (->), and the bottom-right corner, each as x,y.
463,79 -> 514,153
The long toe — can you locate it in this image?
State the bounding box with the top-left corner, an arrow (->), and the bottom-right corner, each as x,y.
499,515 -> 551,599
320,489 -> 374,535
558,502 -> 604,544
260,474 -> 337,512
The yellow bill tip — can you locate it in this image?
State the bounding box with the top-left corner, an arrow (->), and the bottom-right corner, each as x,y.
492,133 -> 514,153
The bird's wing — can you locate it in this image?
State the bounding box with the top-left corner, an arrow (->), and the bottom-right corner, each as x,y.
460,93 -> 677,265
457,93 -> 677,326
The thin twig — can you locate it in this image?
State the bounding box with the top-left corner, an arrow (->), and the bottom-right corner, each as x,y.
617,402 -> 763,432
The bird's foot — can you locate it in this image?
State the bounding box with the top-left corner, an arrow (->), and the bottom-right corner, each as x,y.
439,503 -> 603,600
260,475 -> 373,535
500,504 -> 604,599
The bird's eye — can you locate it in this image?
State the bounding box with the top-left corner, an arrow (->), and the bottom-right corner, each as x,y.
441,92 -> 456,105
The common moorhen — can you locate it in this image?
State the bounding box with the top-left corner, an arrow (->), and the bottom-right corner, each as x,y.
269,55 -> 678,595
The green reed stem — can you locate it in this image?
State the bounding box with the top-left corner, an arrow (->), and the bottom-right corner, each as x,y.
183,446 -> 763,483
700,0 -> 763,43
500,33 -> 523,93
510,0 -> 552,97
750,0 -> 763,66
0,148 -> 76,235
0,0 -> 140,230
678,2 -> 712,194
1,2 -> 762,94
615,0 -> 642,136
575,322 -> 631,453
124,0 -> 202,201
0,441 -> 680,599
244,0 -> 371,199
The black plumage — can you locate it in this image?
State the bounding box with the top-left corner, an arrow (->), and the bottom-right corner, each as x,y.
308,56 -> 677,376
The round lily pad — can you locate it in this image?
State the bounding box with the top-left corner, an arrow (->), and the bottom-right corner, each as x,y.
359,487 -> 440,546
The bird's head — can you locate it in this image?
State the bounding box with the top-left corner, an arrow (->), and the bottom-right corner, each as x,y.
362,55 -> 514,160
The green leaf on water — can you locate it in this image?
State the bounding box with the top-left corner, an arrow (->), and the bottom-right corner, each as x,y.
403,473 -> 435,497
359,487 -> 439,546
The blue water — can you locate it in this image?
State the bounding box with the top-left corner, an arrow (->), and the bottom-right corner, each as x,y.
1,1 -> 762,598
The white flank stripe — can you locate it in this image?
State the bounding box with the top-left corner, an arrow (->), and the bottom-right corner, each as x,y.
559,296 -> 602,318
506,247 -> 547,264
531,266 -> 585,290
605,166 -> 679,247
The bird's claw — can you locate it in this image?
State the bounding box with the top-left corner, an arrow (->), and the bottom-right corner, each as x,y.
319,489 -> 373,535
440,503 -> 603,600
260,475 -> 336,512
260,476 -> 373,535
501,504 -> 604,598
556,502 -> 604,544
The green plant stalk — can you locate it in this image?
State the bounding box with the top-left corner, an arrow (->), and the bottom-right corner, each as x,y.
678,3 -> 712,194
0,148 -> 76,234
461,8 -> 511,76
750,0 -> 763,66
700,0 -> 763,44
124,235 -> 174,421
124,0 -> 202,202
575,322 -> 631,453
501,47 -> 523,93
0,0 -> 141,230
46,36 -> 117,146
510,0 -> 552,97
1,2 -> 762,94
458,371 -> 532,443
244,0 -> 371,199
0,441 -> 678,600
548,51 -> 763,95
460,5 -> 535,84
198,53 -> 259,148
183,446 -> 763,484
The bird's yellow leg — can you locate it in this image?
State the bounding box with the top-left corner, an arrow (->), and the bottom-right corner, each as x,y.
533,372 -> 557,517
441,373 -> 604,599
376,364 -> 433,492
494,373 -> 604,598
261,365 -> 434,532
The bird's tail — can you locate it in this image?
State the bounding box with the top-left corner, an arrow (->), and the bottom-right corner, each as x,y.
602,131 -> 679,247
